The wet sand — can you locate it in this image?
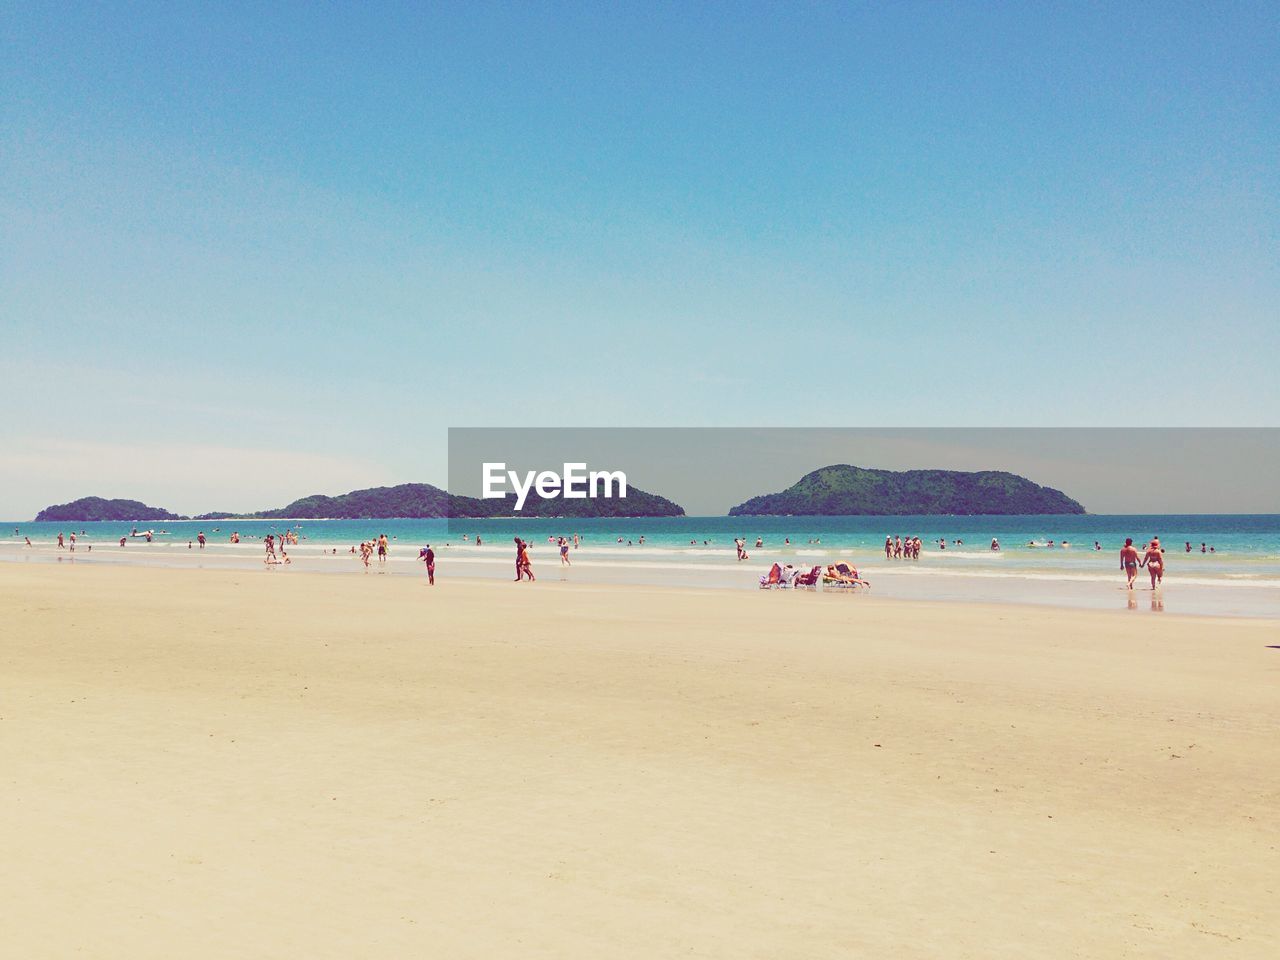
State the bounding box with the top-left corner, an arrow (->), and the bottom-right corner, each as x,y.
2,563 -> 1277,958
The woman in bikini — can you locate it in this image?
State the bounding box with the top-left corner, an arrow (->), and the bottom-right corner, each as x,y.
1142,537 -> 1165,589
520,540 -> 535,581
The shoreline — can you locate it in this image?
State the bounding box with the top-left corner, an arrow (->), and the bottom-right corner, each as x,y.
4,539 -> 1277,620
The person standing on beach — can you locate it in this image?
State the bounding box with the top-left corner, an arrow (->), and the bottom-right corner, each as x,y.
197,532 -> 206,549
514,538 -> 526,580
559,537 -> 571,566
419,545 -> 435,585
1120,538 -> 1140,590
377,534 -> 389,567
1142,537 -> 1165,589
265,534 -> 277,562
519,539 -> 535,581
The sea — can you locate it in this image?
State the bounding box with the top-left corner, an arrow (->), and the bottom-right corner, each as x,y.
4,514 -> 1279,618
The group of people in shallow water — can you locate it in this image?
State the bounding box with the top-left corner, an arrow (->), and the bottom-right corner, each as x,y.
350,534 -> 391,570
885,535 -> 924,560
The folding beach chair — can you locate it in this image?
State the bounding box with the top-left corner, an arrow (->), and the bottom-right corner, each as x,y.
833,562 -> 870,589
793,565 -> 821,589
759,563 -> 783,589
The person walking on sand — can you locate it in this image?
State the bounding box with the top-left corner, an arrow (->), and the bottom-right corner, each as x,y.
360,540 -> 373,570
1142,537 -> 1165,589
1120,538 -> 1141,590
265,534 -> 277,562
559,537 -> 571,566
419,545 -> 435,585
514,537 -> 525,580
519,539 -> 535,581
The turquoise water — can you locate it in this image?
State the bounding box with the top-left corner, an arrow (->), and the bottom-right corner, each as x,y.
6,514 -> 1278,575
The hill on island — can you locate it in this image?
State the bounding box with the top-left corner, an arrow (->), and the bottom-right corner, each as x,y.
34,497 -> 187,523
728,465 -> 1085,516
196,484 -> 452,520
194,482 -> 684,520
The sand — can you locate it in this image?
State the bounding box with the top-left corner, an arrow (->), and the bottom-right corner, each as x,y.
2,563 -> 1276,958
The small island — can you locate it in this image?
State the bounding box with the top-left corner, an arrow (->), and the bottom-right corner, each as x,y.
196,484 -> 453,520
34,497 -> 187,523
728,465 -> 1085,516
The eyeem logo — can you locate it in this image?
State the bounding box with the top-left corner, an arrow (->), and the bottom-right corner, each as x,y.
482,462 -> 627,511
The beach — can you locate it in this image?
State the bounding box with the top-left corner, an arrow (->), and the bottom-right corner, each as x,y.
5,512 -> 1280,618
3,563 -> 1277,958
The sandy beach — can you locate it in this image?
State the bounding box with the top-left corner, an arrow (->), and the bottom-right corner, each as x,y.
3,563 -> 1277,958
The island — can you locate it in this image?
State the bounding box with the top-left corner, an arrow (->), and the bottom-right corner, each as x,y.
193,482 -> 685,520
195,484 -> 452,521
727,465 -> 1085,516
34,497 -> 188,523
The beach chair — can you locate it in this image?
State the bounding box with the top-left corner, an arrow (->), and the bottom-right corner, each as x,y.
821,567 -> 854,590
833,562 -> 870,589
793,565 -> 821,589
759,563 -> 783,589
778,565 -> 797,588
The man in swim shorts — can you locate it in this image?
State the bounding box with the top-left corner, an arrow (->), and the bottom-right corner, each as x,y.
1120,538 -> 1140,590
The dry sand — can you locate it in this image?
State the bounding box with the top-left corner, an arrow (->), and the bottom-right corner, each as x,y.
2,563 -> 1277,958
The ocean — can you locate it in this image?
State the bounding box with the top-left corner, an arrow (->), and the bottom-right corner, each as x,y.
5,514 -> 1279,618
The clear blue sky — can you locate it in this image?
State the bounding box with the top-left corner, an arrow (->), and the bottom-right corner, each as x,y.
2,2 -> 1277,516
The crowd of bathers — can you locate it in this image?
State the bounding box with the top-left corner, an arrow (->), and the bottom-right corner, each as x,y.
884,535 -> 923,560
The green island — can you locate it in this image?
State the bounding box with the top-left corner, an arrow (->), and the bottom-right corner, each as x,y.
34,497 -> 187,523
728,465 -> 1085,516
